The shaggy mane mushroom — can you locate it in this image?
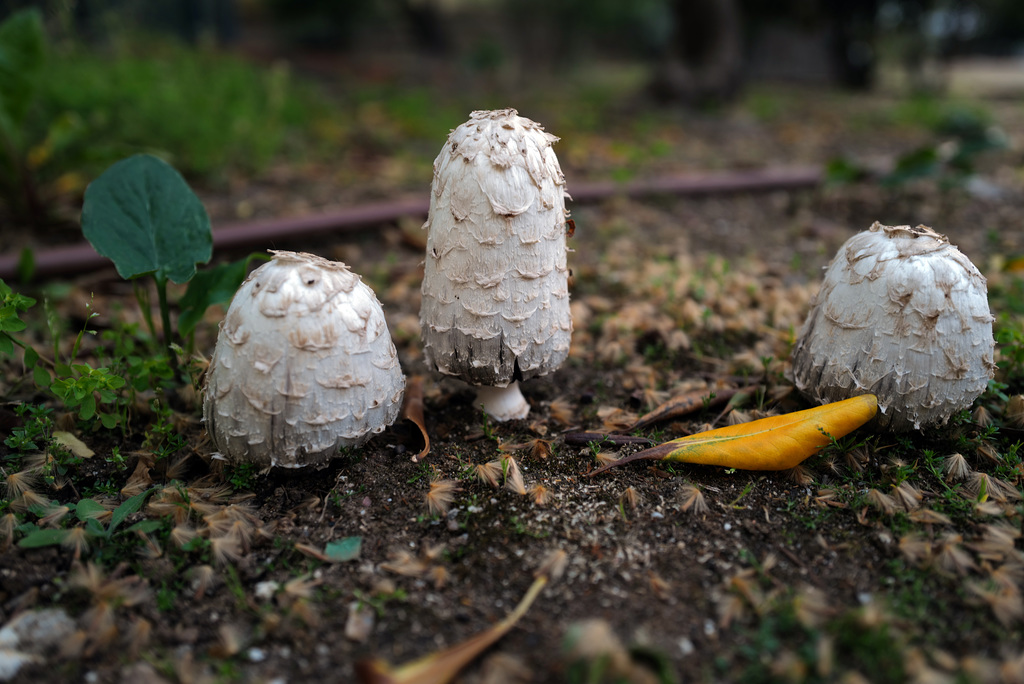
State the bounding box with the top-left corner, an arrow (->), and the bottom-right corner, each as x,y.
419,109 -> 573,420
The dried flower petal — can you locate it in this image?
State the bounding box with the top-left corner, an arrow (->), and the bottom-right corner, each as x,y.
426,479 -> 459,516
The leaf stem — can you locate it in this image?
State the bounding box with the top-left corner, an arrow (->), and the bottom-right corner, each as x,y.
154,275 -> 178,374
5,333 -> 56,369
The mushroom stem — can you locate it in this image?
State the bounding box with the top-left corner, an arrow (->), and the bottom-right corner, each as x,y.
476,382 -> 530,422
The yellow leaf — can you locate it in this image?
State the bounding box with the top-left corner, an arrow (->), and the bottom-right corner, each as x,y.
52,431 -> 95,459
590,394 -> 877,474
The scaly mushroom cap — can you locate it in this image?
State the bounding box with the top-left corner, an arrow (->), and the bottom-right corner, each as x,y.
420,108 -> 572,387
203,251 -> 405,469
791,222 -> 996,431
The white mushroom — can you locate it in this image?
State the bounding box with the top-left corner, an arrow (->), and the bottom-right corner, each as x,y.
791,222 -> 996,431
203,251 -> 405,469
419,108 -> 573,421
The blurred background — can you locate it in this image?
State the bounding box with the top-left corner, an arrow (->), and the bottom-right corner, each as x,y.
0,0 -> 1022,251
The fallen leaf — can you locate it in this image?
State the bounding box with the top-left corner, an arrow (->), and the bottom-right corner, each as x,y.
120,458 -> 153,498
590,395 -> 878,475
295,538 -> 363,563
401,375 -> 430,462
325,536 -> 362,562
346,601 -> 375,643
52,431 -> 94,459
356,550 -> 566,684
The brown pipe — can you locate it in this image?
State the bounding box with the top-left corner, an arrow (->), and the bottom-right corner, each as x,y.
0,166 -> 821,281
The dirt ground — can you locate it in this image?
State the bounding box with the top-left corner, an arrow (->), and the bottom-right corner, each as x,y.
2,77 -> 1024,684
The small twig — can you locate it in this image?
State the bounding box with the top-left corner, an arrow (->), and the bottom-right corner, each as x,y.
562,432 -> 653,448
624,386 -> 757,433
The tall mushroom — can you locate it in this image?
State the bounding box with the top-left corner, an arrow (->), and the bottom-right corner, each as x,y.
203,251 -> 405,469
419,109 -> 573,421
791,222 -> 996,431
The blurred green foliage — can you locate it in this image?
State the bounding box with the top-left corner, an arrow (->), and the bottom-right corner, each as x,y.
36,41 -> 326,179
826,99 -> 1006,189
0,9 -> 335,227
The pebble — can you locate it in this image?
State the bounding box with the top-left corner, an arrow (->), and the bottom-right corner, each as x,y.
0,650 -> 38,682
0,608 -> 77,651
254,581 -> 281,600
0,609 -> 77,681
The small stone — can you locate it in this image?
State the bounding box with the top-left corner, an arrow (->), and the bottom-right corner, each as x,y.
0,649 -> 38,681
0,608 -> 76,653
254,581 -> 280,601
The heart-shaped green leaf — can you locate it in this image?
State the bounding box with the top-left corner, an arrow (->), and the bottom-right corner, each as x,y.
81,154 -> 212,284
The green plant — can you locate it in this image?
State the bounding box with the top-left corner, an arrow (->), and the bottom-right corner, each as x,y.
17,487 -> 159,554
81,153 -> 212,370
0,278 -> 36,357
226,462 -> 259,491
2,282 -> 129,427
3,403 -> 53,457
176,252 -> 270,343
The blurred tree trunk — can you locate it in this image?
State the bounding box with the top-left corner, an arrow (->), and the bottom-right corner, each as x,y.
829,0 -> 879,90
649,0 -> 744,105
399,0 -> 448,55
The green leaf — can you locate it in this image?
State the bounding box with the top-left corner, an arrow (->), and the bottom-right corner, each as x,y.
99,412 -> 118,429
0,311 -> 26,333
75,498 -> 108,521
32,365 -> 50,387
824,157 -> 866,186
0,9 -> 45,135
125,519 -> 163,534
22,345 -> 37,368
18,528 -> 69,548
324,536 -> 362,562
177,253 -> 267,337
78,393 -> 96,421
80,154 -> 212,284
0,333 -> 11,356
109,487 -> 156,534
881,146 -> 940,188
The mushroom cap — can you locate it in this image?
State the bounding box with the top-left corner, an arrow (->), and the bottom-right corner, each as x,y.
791,222 -> 996,431
420,108 -> 572,387
203,251 -> 405,469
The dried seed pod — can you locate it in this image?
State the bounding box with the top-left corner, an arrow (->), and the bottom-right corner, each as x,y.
791,222 -> 995,431
420,108 -> 572,421
203,251 -> 405,469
